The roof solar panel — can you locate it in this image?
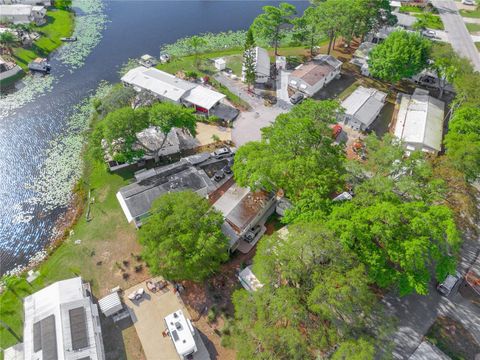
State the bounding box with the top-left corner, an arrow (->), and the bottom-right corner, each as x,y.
69,307 -> 89,350
41,315 -> 58,360
33,321 -> 42,352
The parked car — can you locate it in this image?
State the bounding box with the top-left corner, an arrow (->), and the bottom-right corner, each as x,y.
437,272 -> 463,296
244,225 -> 262,243
290,91 -> 304,105
212,147 -> 231,159
421,30 -> 437,39
462,0 -> 475,5
223,165 -> 232,175
213,170 -> 225,182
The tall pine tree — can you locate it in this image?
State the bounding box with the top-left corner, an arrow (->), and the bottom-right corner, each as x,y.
243,28 -> 256,92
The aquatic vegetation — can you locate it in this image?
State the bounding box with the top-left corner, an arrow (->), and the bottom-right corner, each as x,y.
0,75 -> 54,118
24,82 -> 112,213
57,0 -> 107,69
119,58 -> 141,77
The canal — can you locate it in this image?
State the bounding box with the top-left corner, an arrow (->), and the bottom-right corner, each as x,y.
0,0 -> 308,274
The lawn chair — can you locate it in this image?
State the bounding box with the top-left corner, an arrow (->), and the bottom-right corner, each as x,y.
127,288 -> 145,301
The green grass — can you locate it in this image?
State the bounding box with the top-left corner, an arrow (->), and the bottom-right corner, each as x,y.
225,54 -> 243,76
460,8 -> 480,18
466,22 -> 480,33
400,5 -> 424,13
475,42 -> 480,51
13,9 -> 74,70
414,13 -> 445,30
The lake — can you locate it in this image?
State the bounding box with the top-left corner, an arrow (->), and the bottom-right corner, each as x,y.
0,0 -> 308,274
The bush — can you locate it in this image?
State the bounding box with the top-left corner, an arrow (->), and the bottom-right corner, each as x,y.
207,306 -> 217,323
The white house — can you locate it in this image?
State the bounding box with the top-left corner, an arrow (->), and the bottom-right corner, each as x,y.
340,86 -> 387,131
288,55 -> 342,97
4,277 -> 105,360
0,4 -> 46,24
1,0 -> 50,5
164,310 -> 197,359
394,88 -> 445,154
121,66 -> 226,115
242,46 -> 270,84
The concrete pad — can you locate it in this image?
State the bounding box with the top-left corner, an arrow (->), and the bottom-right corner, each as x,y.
125,278 -> 211,360
195,122 -> 231,146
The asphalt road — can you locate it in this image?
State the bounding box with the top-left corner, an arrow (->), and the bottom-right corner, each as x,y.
432,0 -> 480,71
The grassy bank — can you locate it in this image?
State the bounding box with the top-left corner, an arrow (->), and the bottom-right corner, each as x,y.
13,9 -> 74,70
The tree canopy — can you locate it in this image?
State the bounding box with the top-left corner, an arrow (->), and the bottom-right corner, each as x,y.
368,30 -> 430,83
231,223 -> 375,359
252,2 -> 296,55
243,28 -> 257,90
232,99 -> 345,223
139,191 -> 229,282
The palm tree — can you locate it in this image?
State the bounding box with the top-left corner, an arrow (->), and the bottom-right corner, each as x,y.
0,31 -> 19,54
186,36 -> 207,69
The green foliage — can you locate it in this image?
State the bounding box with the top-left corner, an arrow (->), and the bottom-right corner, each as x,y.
413,13 -> 444,30
186,35 -> 208,68
0,31 -> 19,50
452,69 -> 480,107
332,338 -> 376,360
368,30 -> 430,83
292,7 -> 324,55
149,101 -> 197,138
243,28 -> 256,89
232,223 -> 375,359
138,191 -> 229,281
444,106 -> 480,182
232,99 -> 345,223
95,84 -> 136,117
430,43 -> 469,97
54,0 -> 72,10
252,2 -> 297,55
101,106 -> 149,163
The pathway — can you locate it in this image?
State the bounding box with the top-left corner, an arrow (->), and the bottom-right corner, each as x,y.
432,0 -> 480,71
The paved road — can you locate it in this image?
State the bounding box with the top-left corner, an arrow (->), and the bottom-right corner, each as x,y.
432,0 -> 480,71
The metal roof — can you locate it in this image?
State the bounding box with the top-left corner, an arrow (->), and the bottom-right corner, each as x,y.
238,266 -> 264,292
394,88 -> 445,152
164,310 -> 197,358
98,292 -> 123,317
182,85 -> 225,110
341,86 -> 387,127
0,4 -> 33,15
409,341 -> 450,360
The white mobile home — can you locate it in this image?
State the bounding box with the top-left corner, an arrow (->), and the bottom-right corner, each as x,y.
340,86 -> 387,131
242,46 -> 270,84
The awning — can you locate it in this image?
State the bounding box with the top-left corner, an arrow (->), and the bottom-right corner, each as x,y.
98,292 -> 123,317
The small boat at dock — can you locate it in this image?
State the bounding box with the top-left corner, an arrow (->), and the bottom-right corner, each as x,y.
28,58 -> 51,74
60,36 -> 77,42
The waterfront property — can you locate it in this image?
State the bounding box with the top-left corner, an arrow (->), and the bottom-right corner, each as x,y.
213,183 -> 276,253
121,66 -> 238,122
0,4 -> 46,25
241,46 -> 270,84
4,277 -> 105,360
116,152 -> 234,226
340,86 -> 387,131
0,56 -> 22,82
394,88 -> 445,154
288,55 -> 342,97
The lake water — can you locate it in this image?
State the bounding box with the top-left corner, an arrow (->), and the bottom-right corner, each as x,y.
0,0 -> 308,274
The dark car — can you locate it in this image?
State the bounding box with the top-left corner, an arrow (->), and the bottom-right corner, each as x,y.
244,225 -> 262,243
290,92 -> 304,105
223,165 -> 232,175
213,170 -> 225,182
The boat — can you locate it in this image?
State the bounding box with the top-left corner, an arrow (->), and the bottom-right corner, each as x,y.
28,58 -> 51,74
60,36 -> 77,42
138,54 -> 158,68
159,53 -> 171,63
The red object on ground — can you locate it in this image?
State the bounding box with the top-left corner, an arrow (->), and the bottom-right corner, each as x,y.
332,124 -> 342,139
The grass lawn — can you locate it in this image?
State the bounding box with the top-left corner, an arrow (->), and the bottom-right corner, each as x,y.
475,42 -> 480,51
225,54 -> 243,77
0,156 -> 147,354
414,13 -> 445,30
400,5 -> 424,13
460,8 -> 480,18
466,22 -> 480,33
13,9 -> 74,70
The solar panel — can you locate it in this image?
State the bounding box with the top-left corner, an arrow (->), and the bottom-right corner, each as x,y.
171,329 -> 179,342
41,315 -> 58,360
33,321 -> 42,352
69,307 -> 89,350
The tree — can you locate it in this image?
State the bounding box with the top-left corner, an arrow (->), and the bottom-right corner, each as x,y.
0,31 -> 19,54
252,2 -> 297,56
231,223 -> 375,359
232,99 -> 345,223
149,102 -> 197,161
332,338 -> 376,360
139,191 -> 229,281
316,0 -> 349,54
328,200 -> 461,295
95,84 -> 136,117
368,30 -> 430,84
452,70 -> 480,108
292,7 -> 324,55
101,106 -> 150,163
186,35 -> 207,68
430,44 -> 469,98
443,106 -> 480,182
243,28 -> 256,91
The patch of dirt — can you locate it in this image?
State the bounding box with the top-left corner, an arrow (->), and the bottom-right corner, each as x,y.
179,250 -> 256,360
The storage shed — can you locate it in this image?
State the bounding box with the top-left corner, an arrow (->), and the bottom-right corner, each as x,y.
98,291 -> 123,317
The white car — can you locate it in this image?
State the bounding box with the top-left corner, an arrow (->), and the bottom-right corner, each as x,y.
421,30 -> 437,39
462,0 -> 476,5
437,272 -> 463,296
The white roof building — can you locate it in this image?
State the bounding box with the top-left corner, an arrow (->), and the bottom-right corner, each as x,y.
340,86 -> 387,131
394,88 -> 445,154
164,310 -> 197,359
98,292 -> 123,318
0,4 -> 45,24
121,66 -> 226,112
1,0 -> 50,5
15,277 -> 105,360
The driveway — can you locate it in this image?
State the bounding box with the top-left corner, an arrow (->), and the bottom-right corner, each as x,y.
381,230 -> 480,359
432,0 -> 480,71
